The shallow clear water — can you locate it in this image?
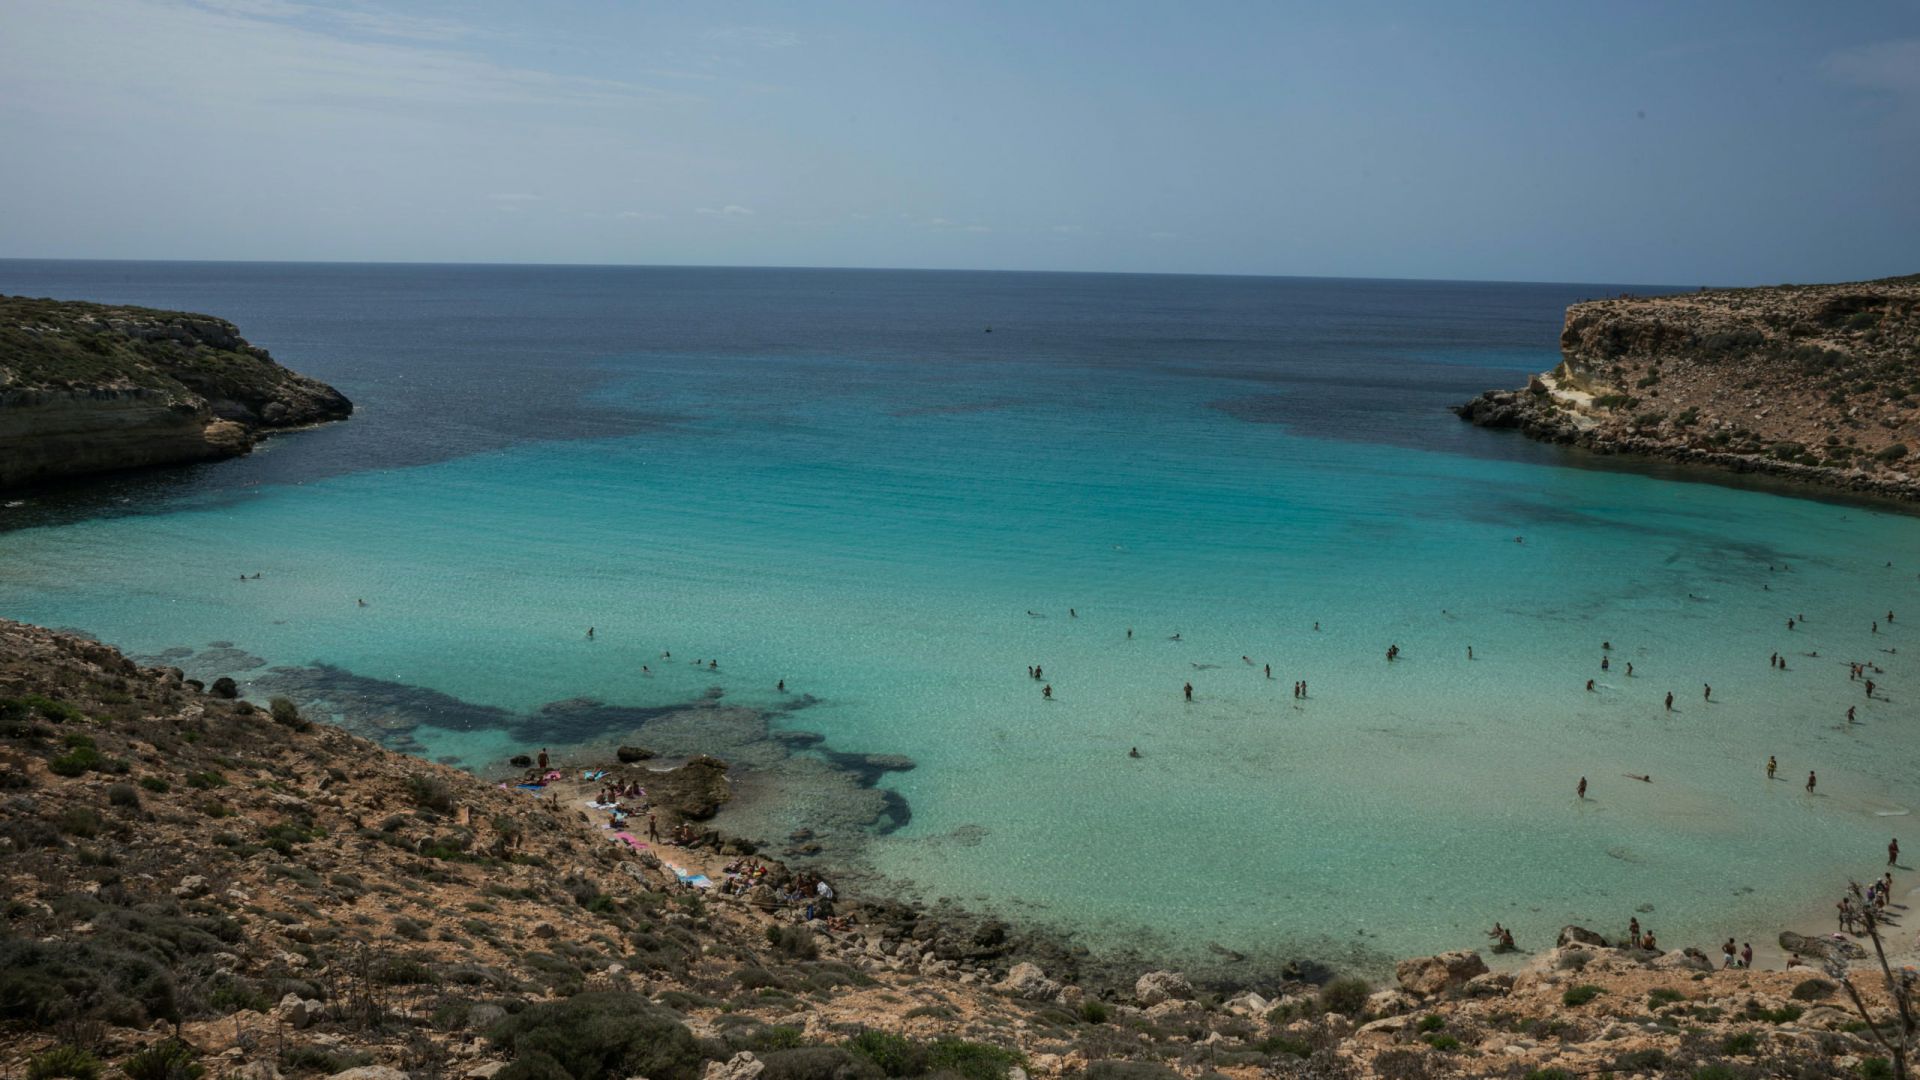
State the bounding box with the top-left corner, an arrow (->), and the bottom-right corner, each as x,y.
1,261 -> 1914,968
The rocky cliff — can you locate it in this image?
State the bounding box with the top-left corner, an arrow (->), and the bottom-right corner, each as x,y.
0,295 -> 351,488
1456,275 -> 1920,500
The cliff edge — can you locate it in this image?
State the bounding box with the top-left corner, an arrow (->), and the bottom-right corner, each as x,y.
1456,275 -> 1920,500
0,295 -> 351,488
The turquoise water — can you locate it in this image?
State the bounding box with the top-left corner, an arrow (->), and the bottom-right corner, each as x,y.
1,262 -> 1914,970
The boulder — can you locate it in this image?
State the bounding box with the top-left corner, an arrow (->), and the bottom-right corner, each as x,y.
1463,972 -> 1514,997
1357,1015 -> 1411,1036
1394,950 -> 1489,996
232,1062 -> 281,1080
994,962 -> 1061,1001
1652,949 -> 1715,973
211,677 -> 238,699
1780,930 -> 1867,961
275,993 -> 314,1029
649,755 -> 733,820
616,746 -> 655,763
1366,989 -> 1419,1016
1222,991 -> 1271,1017
1557,925 -> 1608,948
173,874 -> 209,898
1133,970 -> 1195,1006
705,1052 -> 766,1080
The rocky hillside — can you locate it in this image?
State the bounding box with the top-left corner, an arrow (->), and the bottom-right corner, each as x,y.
1456,275 -> 1920,500
1,618 -> 1914,1080
0,296 -> 351,488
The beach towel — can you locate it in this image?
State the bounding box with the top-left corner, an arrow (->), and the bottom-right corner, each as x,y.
612,832 -> 647,852
544,770 -> 562,781
515,783 -> 545,793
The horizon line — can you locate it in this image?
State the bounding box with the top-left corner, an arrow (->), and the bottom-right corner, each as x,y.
0,254 -> 1704,292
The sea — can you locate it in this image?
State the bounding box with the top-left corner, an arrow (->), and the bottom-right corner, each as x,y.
1,260 -> 1914,974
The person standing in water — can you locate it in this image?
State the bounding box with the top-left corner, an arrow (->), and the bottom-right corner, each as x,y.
1467,645 -> 1473,659
1767,756 -> 1777,779
587,626 -> 595,638
1807,771 -> 1817,794
1704,683 -> 1712,701
1183,682 -> 1193,701
1577,777 -> 1587,800
1665,692 -> 1674,712
1891,838 -> 1901,866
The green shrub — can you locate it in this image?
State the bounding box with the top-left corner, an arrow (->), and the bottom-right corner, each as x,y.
184,770 -> 226,790
268,697 -> 308,730
1781,976 -> 1827,999
924,1040 -> 1023,1080
26,1046 -> 101,1080
407,774 -> 456,814
1720,1031 -> 1759,1055
1416,1014 -> 1444,1033
756,1047 -> 883,1080
1613,1048 -> 1667,1071
1647,987 -> 1685,1007
58,806 -> 103,837
6,695 -> 83,724
1255,1034 -> 1311,1058
1423,1034 -> 1459,1051
139,777 -> 170,793
1319,975 -> 1370,1016
1561,984 -> 1604,1007
49,742 -> 104,776
488,991 -> 702,1080
1747,1003 -> 1802,1023
1860,1057 -> 1895,1080
1078,999 -> 1108,1024
844,1031 -> 925,1077
123,1040 -> 203,1080
1692,1067 -> 1741,1080
109,783 -> 142,808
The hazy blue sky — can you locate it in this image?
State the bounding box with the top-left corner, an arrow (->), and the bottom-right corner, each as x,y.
2,0 -> 1917,283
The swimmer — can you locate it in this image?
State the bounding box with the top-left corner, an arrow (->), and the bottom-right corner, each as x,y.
1127,628 -> 1133,639
1586,679 -> 1595,692
357,598 -> 367,607
1128,747 -> 1141,758
1070,608 -> 1077,618
587,627 -> 594,638
1627,773 -> 1651,783
1042,684 -> 1052,699
641,665 -> 651,675
1170,632 -> 1182,641
778,679 -> 785,692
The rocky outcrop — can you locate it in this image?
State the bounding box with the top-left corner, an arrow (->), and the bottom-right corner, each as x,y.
0,294 -> 350,488
1133,970 -> 1195,1006
647,754 -> 734,820
1394,950 -> 1489,996
1457,275 -> 1920,501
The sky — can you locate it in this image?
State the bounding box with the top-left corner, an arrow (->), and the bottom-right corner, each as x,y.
1,0 -> 1917,285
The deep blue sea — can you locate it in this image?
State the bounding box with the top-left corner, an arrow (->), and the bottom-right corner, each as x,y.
2,260 -> 1915,971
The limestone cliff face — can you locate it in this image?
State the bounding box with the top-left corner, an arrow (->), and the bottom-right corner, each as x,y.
1458,275 -> 1920,500
0,295 -> 351,487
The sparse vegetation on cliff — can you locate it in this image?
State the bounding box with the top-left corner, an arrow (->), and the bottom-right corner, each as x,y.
1457,274 -> 1920,500
0,295 -> 350,488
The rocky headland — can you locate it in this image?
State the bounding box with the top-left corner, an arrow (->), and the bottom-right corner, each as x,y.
4,617 -> 1917,1080
1456,275 -> 1920,501
0,295 -> 351,488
